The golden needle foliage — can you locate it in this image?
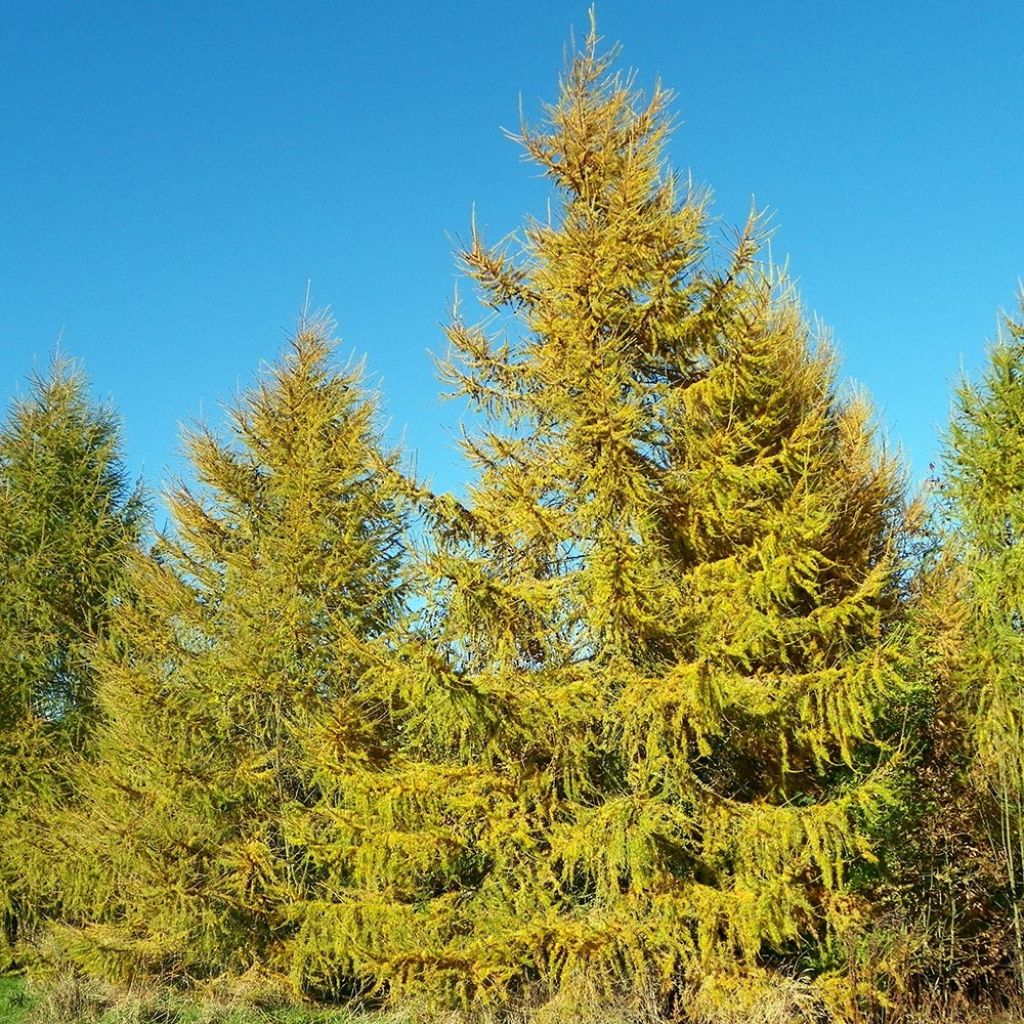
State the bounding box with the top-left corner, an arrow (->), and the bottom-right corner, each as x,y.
49,322 -> 407,987
6,21 -> 1024,1024
943,301 -> 1024,993
0,359 -> 144,969
284,25 -> 916,1013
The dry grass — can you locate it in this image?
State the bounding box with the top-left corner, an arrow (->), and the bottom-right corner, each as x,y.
14,973 -> 1024,1024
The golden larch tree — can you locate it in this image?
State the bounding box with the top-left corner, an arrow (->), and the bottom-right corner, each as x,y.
310,26 -> 918,1013
51,321 -> 407,989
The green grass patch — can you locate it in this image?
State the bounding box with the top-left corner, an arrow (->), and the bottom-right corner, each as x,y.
0,977 -> 32,1024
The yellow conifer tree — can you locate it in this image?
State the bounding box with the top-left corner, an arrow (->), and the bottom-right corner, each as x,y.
0,358 -> 144,968
51,320 -> 407,988
294,25 -> 916,1013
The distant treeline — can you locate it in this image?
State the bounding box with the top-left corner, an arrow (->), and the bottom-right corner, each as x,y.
2,25 -> 1023,1024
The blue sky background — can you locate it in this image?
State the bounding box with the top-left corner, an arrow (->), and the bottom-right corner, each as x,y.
2,1 -> 1022,510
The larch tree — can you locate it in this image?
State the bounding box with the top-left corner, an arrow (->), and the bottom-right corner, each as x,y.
300,26 -> 917,1013
51,321 -> 407,989
0,357 -> 145,967
640,268 -> 914,1018
942,298 -> 1024,991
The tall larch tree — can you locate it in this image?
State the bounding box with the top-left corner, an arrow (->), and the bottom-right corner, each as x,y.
0,357 -> 145,967
51,321 -> 407,989
298,25 -> 917,1014
943,298 -> 1024,992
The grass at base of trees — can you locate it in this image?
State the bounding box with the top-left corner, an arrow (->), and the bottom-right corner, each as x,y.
2,974 -> 358,1024
10,975 -> 1024,1024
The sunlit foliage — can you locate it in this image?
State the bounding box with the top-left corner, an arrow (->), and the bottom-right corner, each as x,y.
943,299 -> 1024,993
4,20 -> 1024,1024
279,23 -> 917,1011
50,322 -> 407,986
0,358 -> 144,966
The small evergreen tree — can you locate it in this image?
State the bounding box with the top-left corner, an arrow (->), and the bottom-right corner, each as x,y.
883,544 -> 1009,1002
305,25 -> 917,1012
52,321 -> 407,988
943,298 -> 1024,992
0,357 -> 144,965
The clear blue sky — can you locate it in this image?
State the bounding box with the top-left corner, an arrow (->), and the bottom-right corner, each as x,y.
2,1 -> 1022,506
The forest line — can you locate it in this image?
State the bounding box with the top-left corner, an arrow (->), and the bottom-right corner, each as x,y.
2,25 -> 1024,1024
